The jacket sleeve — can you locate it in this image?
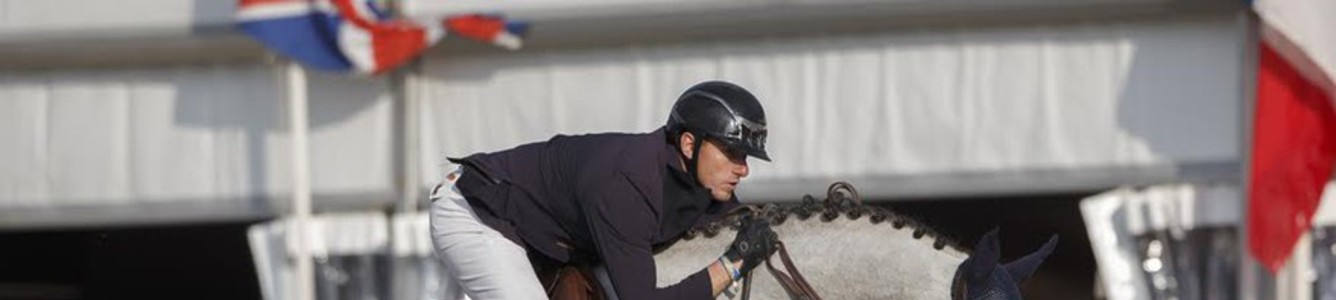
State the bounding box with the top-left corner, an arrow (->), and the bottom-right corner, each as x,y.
585,179 -> 715,300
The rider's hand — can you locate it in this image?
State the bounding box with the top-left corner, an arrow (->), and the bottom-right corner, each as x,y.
724,216 -> 779,274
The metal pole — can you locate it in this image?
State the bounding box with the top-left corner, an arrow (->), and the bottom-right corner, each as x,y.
287,60 -> 316,300
1238,9 -> 1277,300
387,58 -> 421,300
396,60 -> 422,213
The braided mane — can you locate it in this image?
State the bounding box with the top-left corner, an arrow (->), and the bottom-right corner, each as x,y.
674,182 -> 964,253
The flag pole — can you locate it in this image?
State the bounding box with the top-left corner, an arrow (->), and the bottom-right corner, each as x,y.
286,60 -> 316,300
1238,8 -> 1279,300
396,60 -> 421,214
1238,8 -> 1263,300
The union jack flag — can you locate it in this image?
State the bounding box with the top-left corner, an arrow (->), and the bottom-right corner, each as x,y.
236,0 -> 527,74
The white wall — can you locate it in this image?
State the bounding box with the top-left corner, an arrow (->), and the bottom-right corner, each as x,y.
0,65 -> 395,229
0,1 -> 1251,228
0,0 -> 233,42
418,15 -> 1248,201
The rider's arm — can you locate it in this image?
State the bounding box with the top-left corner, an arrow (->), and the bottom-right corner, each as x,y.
708,257 -> 745,296
585,185 -> 727,300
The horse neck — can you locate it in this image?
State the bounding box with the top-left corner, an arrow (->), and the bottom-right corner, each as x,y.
652,202 -> 968,300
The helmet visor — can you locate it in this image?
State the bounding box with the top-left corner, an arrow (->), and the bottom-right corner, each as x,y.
720,120 -> 769,162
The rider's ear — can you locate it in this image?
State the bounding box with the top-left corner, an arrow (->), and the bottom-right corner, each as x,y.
679,132 -> 697,158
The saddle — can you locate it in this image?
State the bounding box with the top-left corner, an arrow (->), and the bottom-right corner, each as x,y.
544,265 -> 605,300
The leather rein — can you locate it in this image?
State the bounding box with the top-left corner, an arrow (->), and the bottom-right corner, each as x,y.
740,240 -> 822,300
737,182 -> 863,300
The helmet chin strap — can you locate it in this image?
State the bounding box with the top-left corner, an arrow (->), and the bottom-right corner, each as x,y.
685,133 -> 705,183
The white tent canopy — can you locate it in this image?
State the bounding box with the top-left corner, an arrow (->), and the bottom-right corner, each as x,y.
402,0 -> 1218,27
0,1 -> 1249,228
418,15 -> 1247,201
0,67 -> 396,229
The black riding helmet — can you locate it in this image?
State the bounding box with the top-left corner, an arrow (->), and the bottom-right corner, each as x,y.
666,81 -> 770,175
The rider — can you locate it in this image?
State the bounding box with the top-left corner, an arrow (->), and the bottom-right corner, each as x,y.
429,80 -> 780,299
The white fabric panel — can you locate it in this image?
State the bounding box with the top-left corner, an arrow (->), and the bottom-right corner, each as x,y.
419,17 -> 1244,199
1080,183 -> 1243,300
1310,183 -> 1336,226
0,0 -> 234,41
1086,184 -> 1242,235
401,0 -> 1187,27
306,72 -> 396,198
249,213 -> 394,300
41,73 -> 134,204
0,66 -> 395,228
306,213 -> 390,257
248,218 -> 292,300
0,76 -> 51,204
1256,0 -> 1336,89
250,212 -> 435,300
1082,182 -> 1336,299
391,212 -> 433,257
1081,188 -> 1152,300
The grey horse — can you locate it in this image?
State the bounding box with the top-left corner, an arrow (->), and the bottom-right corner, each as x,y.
651,183 -> 968,299
648,183 -> 1057,300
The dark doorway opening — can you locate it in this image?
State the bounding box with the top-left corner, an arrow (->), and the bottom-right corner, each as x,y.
881,192 -> 1100,300
0,222 -> 263,300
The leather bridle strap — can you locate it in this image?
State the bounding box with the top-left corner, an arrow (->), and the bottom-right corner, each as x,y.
768,242 -> 821,299
739,241 -> 822,300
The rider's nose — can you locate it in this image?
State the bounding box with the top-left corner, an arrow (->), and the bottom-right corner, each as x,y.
736,159 -> 750,178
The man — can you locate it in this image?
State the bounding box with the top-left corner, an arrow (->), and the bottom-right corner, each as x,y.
430,80 -> 780,299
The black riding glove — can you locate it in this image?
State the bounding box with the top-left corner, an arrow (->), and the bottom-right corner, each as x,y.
724,216 -> 779,274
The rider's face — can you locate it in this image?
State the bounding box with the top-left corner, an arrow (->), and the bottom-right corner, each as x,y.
681,133 -> 750,201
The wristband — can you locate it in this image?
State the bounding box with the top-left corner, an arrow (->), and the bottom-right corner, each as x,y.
718,256 -> 741,282
722,280 -> 742,299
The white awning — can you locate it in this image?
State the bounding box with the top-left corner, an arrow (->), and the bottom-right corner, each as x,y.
417,15 -> 1247,201
0,66 -> 397,229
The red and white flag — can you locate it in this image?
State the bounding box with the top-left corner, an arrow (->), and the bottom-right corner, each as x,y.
1249,0 -> 1336,273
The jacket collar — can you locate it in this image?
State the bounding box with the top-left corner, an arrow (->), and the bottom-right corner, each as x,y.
617,128 -> 675,217
620,128 -> 741,240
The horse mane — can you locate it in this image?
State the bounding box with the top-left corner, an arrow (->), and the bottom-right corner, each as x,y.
669,182 -> 965,253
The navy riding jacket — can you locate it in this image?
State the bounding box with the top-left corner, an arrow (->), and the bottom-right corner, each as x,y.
449,127 -> 739,300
